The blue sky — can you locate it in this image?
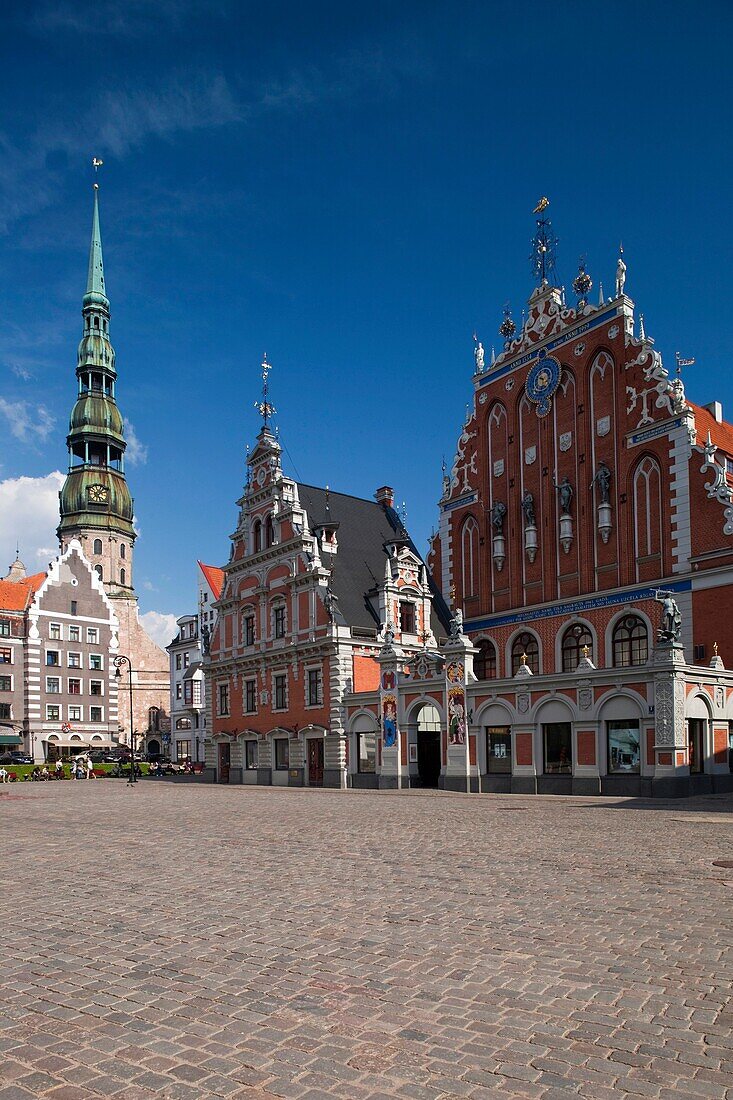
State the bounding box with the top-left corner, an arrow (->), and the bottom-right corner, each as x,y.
0,0 -> 731,640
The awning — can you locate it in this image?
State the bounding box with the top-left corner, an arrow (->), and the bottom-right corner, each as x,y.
43,738 -> 90,747
0,734 -> 23,746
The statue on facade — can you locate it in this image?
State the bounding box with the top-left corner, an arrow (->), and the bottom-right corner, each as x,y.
383,621 -> 395,646
656,592 -> 681,642
616,252 -> 626,298
491,500 -> 507,533
201,624 -> 211,656
521,491 -> 535,527
553,476 -> 574,516
449,608 -> 464,639
590,461 -> 612,504
323,586 -> 339,623
474,339 -> 485,373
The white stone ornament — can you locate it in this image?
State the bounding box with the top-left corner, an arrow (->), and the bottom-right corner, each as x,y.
493,459 -> 505,478
608,324 -> 620,339
573,342 -> 586,357
559,432 -> 572,452
525,445 -> 537,465
505,378 -> 515,392
597,415 -> 611,437
479,392 -> 488,404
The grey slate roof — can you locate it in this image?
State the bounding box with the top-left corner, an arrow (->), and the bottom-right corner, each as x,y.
296,484 -> 451,639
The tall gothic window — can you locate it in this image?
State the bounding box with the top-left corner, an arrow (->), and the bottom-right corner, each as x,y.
612,615 -> 648,668
632,456 -> 663,579
252,519 -> 262,553
461,516 -> 479,599
474,639 -> 497,680
511,631 -> 540,675
93,539 -> 102,555
265,514 -> 275,548
561,623 -> 593,672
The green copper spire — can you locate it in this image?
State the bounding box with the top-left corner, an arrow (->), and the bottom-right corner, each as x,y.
85,174 -> 107,302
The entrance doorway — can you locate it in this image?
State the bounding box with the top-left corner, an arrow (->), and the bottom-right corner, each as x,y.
218,742 -> 230,783
486,727 -> 512,774
147,739 -> 161,757
417,705 -> 441,788
307,738 -> 324,787
543,723 -> 572,774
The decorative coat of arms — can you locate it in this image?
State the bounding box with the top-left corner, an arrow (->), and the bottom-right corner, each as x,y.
493,459 -> 504,478
559,432 -> 572,452
525,445 -> 537,466
597,416 -> 611,437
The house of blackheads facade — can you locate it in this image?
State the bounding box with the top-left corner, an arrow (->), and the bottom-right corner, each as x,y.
204,213 -> 733,796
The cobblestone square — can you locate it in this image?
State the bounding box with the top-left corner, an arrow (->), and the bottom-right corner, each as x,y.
2,783 -> 733,1099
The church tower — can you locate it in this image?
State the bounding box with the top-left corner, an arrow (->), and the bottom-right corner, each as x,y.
58,169 -> 170,746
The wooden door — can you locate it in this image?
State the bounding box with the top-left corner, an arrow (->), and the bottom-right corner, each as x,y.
307,739 -> 324,787
218,742 -> 230,784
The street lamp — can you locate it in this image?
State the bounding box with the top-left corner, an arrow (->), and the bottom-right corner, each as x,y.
114,654 -> 137,786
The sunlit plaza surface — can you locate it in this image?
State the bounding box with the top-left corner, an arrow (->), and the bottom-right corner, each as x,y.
2,783 -> 733,1099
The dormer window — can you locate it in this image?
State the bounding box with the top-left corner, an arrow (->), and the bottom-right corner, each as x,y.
399,601 -> 416,634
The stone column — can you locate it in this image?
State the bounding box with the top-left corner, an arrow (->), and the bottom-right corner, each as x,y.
324,639 -> 350,789
378,625 -> 404,790
441,612 -> 477,793
652,640 -> 688,797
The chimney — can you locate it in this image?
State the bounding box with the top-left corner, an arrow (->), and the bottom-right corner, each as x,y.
703,401 -> 723,424
374,486 -> 394,508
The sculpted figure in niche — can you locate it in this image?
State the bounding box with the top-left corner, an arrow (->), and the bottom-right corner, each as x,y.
553,476 -> 574,516
591,461 -> 612,504
521,491 -> 536,527
491,500 -> 507,533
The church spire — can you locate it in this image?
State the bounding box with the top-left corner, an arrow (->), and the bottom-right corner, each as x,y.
85,167 -> 107,302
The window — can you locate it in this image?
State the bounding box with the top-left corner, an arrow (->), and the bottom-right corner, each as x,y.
68,652 -> 81,668
93,538 -> 103,555
252,519 -> 262,553
203,592 -> 208,603
70,600 -> 77,616
245,679 -> 257,714
307,668 -> 322,706
176,654 -> 182,670
183,652 -> 189,668
274,738 -> 289,770
94,565 -> 103,581
461,516 -> 479,599
694,644 -> 706,663
243,614 -> 255,646
607,720 -> 641,774
46,704 -> 60,721
274,674 -> 287,710
511,632 -> 539,675
612,615 -> 648,668
218,683 -> 230,716
149,707 -> 160,731
0,675 -> 11,692
561,624 -> 593,672
90,706 -> 103,722
0,702 -> 10,720
399,601 -> 416,635
265,514 -> 275,547
49,622 -> 62,640
176,684 -> 182,700
68,679 -> 81,695
120,543 -> 126,559
120,569 -> 126,585
89,654 -> 102,670
176,717 -> 192,730
274,605 -> 286,639
90,680 -> 103,696
176,740 -> 191,762
193,681 -> 202,706
487,727 -> 512,774
0,620 -> 10,638
87,628 -> 98,644
543,723 -> 572,774
245,740 -> 258,770
474,640 -> 497,680
69,706 -> 82,722
688,719 -> 704,775
46,676 -> 60,693
0,648 -> 11,664
69,626 -> 80,643
357,729 -> 376,773
46,650 -> 60,666
184,680 -> 193,705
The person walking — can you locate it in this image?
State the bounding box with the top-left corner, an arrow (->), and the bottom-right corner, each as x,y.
55,759 -> 63,780
86,756 -> 94,780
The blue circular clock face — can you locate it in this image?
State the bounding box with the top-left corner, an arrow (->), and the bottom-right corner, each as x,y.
525,354 -> 561,416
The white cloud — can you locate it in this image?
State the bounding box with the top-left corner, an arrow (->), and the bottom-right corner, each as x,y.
10,364 -> 32,381
0,399 -> 55,443
0,471 -> 64,574
139,610 -> 178,648
123,419 -> 148,466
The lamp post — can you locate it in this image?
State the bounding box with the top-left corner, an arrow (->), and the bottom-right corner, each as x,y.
114,654 -> 137,786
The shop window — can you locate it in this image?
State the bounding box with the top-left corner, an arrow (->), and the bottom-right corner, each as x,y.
274,738 -> 289,770
357,729 -> 376,773
474,640 -> 497,680
561,623 -> 593,672
543,723 -> 572,774
511,632 -> 539,675
612,615 -> 648,668
688,719 -> 704,775
607,720 -> 641,774
245,740 -> 258,770
176,740 -> 192,762
486,727 -> 512,774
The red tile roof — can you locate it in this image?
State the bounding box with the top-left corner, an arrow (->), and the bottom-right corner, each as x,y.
0,571 -> 46,613
198,561 -> 225,601
690,402 -> 733,454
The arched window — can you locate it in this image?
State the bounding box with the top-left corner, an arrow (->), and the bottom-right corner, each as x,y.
93,538 -> 102,556
511,631 -> 540,675
561,623 -> 594,672
93,316 -> 99,328
94,564 -> 103,581
461,516 -> 479,599
474,639 -> 497,680
149,706 -> 160,731
265,514 -> 275,548
120,543 -> 126,559
252,519 -> 262,553
612,615 -> 648,668
120,568 -> 126,585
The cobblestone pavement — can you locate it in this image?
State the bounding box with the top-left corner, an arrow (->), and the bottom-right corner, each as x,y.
2,783 -> 733,1100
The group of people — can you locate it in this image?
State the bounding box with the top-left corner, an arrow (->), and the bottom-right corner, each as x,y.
0,757 -> 95,783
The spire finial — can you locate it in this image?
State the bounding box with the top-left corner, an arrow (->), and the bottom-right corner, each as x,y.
85,160 -> 107,299
254,353 -> 276,428
92,156 -> 103,190
530,197 -> 558,287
